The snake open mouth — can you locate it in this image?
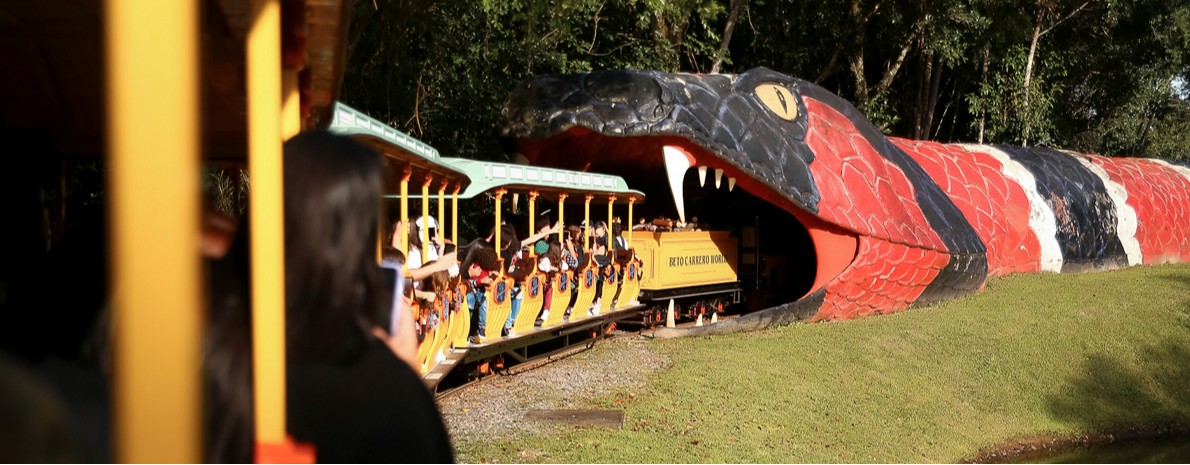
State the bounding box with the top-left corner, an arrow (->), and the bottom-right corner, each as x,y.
498,68 -> 863,309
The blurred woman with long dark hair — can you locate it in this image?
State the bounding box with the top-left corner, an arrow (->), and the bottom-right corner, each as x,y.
281,131 -> 452,462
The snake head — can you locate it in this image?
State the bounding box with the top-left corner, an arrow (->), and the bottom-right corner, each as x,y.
498,67 -> 822,218
498,68 -> 866,306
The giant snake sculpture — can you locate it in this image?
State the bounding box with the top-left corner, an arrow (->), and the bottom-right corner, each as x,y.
497,67 -> 1190,332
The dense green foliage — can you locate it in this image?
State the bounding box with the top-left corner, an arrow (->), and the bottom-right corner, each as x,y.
454,263 -> 1190,463
341,0 -> 1190,162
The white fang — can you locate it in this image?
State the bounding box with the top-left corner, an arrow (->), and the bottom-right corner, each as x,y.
728,177 -> 736,192
698,166 -> 707,187
714,168 -> 724,188
663,146 -> 691,223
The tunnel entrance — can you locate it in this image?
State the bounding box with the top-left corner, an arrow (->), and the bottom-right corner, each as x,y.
513,131 -> 839,311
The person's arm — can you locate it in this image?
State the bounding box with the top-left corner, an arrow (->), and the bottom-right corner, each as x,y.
404,252 -> 458,281
414,290 -> 436,302
519,221 -> 563,248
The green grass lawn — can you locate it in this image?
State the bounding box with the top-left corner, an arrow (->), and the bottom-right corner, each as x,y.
456,264 -> 1190,463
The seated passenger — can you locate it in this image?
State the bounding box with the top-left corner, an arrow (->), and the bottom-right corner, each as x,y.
388,219 -> 456,282
406,215 -> 444,269
535,241 -> 565,325
417,260 -> 452,367
281,130 -> 451,462
590,221 -> 611,267
489,225 -> 522,337
531,214 -> 557,256
461,244 -> 502,343
611,222 -> 629,253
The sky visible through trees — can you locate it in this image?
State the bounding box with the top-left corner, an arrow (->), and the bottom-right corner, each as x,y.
340,0 -> 1190,163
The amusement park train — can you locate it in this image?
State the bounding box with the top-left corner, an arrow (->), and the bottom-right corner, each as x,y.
341,67 -> 1190,391
331,104 -> 749,390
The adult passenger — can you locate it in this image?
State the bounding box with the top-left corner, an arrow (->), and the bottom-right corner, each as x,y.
461,243 -> 502,343
281,131 -> 452,462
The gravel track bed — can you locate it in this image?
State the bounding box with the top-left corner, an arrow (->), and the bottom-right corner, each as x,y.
438,336 -> 670,444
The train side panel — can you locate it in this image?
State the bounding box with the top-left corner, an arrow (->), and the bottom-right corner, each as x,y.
631,231 -> 739,290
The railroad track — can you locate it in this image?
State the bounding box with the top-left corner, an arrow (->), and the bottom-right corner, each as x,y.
432,314 -> 738,400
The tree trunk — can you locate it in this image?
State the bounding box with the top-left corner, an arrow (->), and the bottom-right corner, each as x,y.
848,1 -> 869,109
710,0 -> 749,74
870,30 -> 916,109
849,43 -> 869,107
978,45 -> 989,144
1022,8 -> 1043,146
914,54 -> 933,139
923,56 -> 943,140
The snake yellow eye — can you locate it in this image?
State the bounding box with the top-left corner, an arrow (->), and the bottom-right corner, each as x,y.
755,84 -> 798,120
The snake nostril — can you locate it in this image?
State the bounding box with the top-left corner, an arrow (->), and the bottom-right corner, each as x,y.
654,105 -> 666,119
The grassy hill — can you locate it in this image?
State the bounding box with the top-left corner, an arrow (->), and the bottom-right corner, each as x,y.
456,263 -> 1190,463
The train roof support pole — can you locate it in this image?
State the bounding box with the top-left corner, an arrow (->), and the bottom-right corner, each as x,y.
494,189 -> 506,261
400,164 -> 411,273
438,179 -> 448,248
557,193 -> 568,243
584,194 -> 593,250
528,190 -> 539,257
607,195 -> 616,251
282,69 -> 301,140
246,0 -> 308,459
452,183 -> 460,253
422,173 -> 432,253
106,0 -> 201,460
627,196 -> 635,245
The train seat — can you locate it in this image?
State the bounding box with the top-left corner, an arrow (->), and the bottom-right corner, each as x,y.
597,262 -> 620,314
512,264 -> 546,334
451,282 -> 470,348
480,274 -> 514,343
615,254 -> 643,309
571,259 -> 599,319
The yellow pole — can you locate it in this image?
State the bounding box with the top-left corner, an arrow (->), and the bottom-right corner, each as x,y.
607,195 -> 616,252
400,164 -> 411,272
452,183 -> 460,252
281,69 -> 301,140
246,0 -> 289,449
106,0 -> 201,460
627,196 -> 635,245
528,191 -> 538,257
557,193 -> 567,243
584,194 -> 593,250
376,203 -> 383,265
494,189 -> 506,260
438,179 -> 447,247
421,174 -> 432,252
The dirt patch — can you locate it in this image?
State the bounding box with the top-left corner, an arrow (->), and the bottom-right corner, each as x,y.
523,409 -> 625,429
437,336 -> 670,443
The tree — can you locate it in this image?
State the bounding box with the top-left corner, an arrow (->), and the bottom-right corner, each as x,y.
710,0 -> 749,73
1020,0 -> 1093,146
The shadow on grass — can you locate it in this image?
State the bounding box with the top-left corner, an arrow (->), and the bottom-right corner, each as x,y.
1044,339 -> 1190,431
1157,273 -> 1190,332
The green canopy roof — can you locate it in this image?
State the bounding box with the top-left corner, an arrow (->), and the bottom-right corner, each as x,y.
328,102 -> 643,204
438,158 -> 645,204
330,103 -> 441,159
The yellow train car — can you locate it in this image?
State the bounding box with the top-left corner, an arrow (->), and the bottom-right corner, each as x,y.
630,230 -> 741,326
632,230 -> 739,291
